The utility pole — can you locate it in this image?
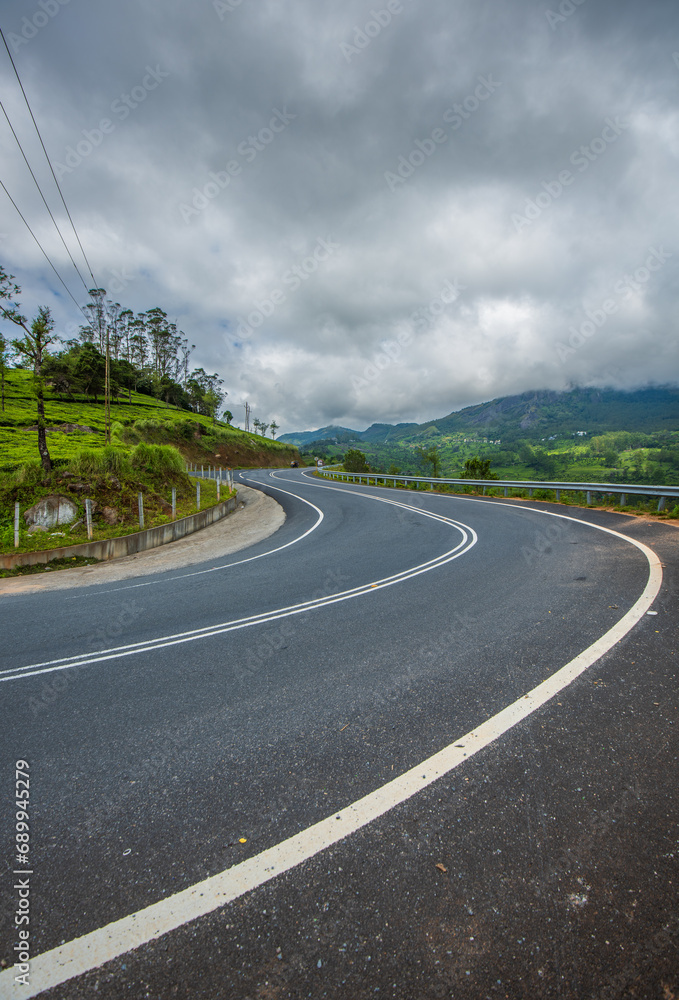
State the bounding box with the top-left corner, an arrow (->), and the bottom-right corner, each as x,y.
243,401 -> 251,432
105,327 -> 111,444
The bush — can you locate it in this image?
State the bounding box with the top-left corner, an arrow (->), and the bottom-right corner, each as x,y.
129,442 -> 185,476
17,460 -> 45,485
68,449 -> 102,477
461,456 -> 497,480
99,446 -> 130,476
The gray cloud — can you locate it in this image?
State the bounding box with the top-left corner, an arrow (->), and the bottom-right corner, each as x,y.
1,0 -> 677,432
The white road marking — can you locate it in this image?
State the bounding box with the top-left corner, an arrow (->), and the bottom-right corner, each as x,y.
64,480 -> 326,599
0,500 -> 476,683
2,521 -> 662,999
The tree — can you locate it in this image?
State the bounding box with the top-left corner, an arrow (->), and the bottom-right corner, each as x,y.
12,308 -> 56,472
1,267 -> 57,470
42,351 -> 82,399
344,448 -> 370,473
0,331 -> 8,411
416,444 -> 441,477
223,409 -> 233,425
179,337 -> 194,387
269,420 -> 279,439
81,287 -> 108,350
461,456 -> 496,479
203,388 -> 222,425
187,368 -> 225,419
158,374 -> 187,407
75,342 -> 106,402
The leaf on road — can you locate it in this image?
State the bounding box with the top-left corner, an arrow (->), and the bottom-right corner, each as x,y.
436,863 -> 448,873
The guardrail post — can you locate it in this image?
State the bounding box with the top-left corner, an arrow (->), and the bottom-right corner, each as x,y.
138,493 -> 144,529
620,493 -> 626,506
586,491 -> 592,505
14,501 -> 20,548
658,496 -> 666,512
171,487 -> 176,519
529,488 -> 533,498
556,489 -> 560,501
85,498 -> 93,539
504,487 -> 508,497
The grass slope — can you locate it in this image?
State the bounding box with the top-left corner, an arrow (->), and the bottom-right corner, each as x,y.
0,443 -> 231,560
0,369 -> 299,470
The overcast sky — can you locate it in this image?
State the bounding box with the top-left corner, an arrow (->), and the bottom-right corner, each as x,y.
1,0 -> 677,432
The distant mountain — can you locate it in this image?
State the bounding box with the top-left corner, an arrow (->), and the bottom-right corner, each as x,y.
282,385 -> 679,447
427,386 -> 679,439
277,425 -> 363,446
359,422 -> 420,443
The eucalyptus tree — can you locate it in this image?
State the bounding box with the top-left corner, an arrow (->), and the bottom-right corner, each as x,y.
0,266 -> 57,470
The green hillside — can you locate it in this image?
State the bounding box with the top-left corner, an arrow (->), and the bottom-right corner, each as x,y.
295,386 -> 679,489
278,424 -> 363,447
428,386 -> 679,441
0,369 -> 299,471
282,386 -> 679,449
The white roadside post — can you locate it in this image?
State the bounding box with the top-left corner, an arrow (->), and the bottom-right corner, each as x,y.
171,487 -> 176,519
14,501 -> 20,548
138,493 -> 144,529
85,498 -> 93,540
196,482 -> 201,510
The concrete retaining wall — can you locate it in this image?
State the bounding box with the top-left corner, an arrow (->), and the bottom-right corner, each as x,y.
0,495 -> 238,571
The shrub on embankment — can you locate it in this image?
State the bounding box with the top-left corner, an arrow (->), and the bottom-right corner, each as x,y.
0,443 -> 227,556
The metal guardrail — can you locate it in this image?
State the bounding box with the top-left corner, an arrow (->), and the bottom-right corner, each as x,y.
317,469 -> 679,512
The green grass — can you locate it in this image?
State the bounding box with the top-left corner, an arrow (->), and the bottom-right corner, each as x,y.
0,368 -> 296,469
0,443 -> 235,556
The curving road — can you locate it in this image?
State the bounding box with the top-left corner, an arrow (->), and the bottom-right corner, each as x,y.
0,470 -> 677,999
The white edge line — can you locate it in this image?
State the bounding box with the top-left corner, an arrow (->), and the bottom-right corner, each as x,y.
4,526 -> 663,998
62,480 -> 326,599
0,499 -> 475,680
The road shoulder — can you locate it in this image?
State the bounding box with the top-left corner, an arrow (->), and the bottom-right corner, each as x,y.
0,485 -> 284,595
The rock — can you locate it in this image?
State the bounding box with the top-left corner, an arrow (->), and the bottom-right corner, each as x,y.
57,423 -> 96,434
24,495 -> 78,529
23,423 -> 96,434
27,525 -> 47,534
101,507 -> 119,525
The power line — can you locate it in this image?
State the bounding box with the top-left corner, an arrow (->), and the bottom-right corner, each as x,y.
0,98 -> 91,296
0,26 -> 98,290
0,177 -> 90,322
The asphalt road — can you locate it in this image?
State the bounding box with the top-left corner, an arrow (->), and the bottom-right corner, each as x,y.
0,470 -> 677,1000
